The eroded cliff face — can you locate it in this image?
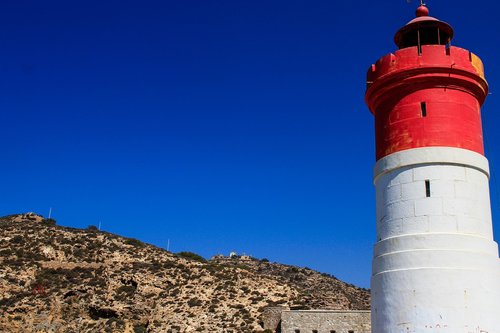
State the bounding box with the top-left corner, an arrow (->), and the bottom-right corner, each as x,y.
0,213 -> 369,333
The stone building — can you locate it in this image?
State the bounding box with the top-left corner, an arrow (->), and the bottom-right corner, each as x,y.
263,308 -> 371,333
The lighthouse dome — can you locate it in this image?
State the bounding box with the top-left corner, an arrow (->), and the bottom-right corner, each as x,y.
394,5 -> 454,49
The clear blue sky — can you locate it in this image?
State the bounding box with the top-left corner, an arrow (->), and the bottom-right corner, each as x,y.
1,0 -> 499,288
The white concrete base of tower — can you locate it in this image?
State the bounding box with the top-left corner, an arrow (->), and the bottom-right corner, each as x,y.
371,147 -> 500,333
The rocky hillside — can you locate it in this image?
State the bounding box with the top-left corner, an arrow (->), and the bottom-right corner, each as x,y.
0,213 -> 370,333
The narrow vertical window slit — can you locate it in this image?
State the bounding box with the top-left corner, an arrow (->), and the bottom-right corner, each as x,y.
417,29 -> 422,55
421,102 -> 427,117
425,180 -> 431,197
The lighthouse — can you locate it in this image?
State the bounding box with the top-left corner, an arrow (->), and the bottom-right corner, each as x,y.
365,4 -> 500,333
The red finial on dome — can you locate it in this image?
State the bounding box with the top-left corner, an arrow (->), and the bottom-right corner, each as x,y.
416,4 -> 429,17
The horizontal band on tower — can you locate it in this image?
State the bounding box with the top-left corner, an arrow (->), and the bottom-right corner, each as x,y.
372,247 -> 500,276
374,233 -> 499,258
374,147 -> 490,182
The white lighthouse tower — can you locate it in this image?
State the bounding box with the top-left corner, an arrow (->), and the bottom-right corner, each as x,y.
365,4 -> 500,332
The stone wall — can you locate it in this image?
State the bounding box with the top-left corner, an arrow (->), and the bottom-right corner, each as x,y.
280,310 -> 371,333
262,306 -> 288,332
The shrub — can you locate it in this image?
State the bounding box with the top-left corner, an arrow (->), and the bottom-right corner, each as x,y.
10,235 -> 23,244
234,264 -> 250,270
133,325 -> 147,333
125,238 -> 144,247
176,251 -> 206,263
41,218 -> 56,226
40,218 -> 56,227
187,297 -> 202,307
87,225 -> 98,231
119,285 -> 136,294
116,285 -> 136,298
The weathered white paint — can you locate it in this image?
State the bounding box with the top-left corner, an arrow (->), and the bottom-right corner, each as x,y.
372,147 -> 500,333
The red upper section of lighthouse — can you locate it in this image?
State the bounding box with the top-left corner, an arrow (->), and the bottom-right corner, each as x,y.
365,5 -> 488,161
